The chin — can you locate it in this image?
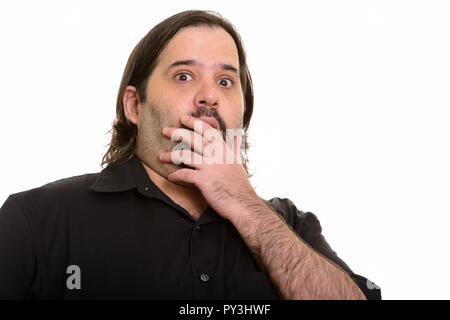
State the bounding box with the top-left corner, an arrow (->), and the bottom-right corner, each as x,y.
159,162 -> 183,177
161,163 -> 197,188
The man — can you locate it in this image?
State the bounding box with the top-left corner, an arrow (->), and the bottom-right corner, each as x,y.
0,10 -> 381,300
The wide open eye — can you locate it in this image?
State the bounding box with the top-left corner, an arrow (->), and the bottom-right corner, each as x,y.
218,78 -> 232,88
175,73 -> 193,82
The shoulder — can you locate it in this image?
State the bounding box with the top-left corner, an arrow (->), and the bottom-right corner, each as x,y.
10,172 -> 99,200
266,197 -> 319,226
265,197 -> 324,240
5,172 -> 100,220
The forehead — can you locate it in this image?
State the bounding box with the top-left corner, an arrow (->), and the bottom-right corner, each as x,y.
158,25 -> 239,67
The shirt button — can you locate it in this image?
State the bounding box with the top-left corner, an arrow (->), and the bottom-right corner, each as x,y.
200,273 -> 210,282
195,225 -> 201,231
144,186 -> 149,191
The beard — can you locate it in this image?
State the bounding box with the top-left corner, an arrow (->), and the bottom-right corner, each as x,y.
134,100 -> 249,180
134,100 -> 180,179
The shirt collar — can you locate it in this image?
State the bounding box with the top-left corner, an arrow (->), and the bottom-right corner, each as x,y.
88,153 -> 178,206
88,154 -> 221,224
89,154 -> 147,193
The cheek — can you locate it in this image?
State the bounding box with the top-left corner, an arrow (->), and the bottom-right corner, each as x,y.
230,94 -> 245,128
145,95 -> 184,127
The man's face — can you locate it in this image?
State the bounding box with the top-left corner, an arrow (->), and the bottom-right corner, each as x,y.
134,26 -> 245,178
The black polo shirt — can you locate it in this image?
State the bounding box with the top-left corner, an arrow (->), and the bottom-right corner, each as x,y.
0,154 -> 381,300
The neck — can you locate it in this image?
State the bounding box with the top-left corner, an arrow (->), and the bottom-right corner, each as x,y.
140,161 -> 208,220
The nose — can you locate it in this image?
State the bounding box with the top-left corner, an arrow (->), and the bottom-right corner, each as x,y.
193,81 -> 219,108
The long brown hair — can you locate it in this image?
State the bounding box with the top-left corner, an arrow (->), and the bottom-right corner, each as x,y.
101,10 -> 254,172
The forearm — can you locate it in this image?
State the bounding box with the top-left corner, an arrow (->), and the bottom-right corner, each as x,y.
231,198 -> 367,300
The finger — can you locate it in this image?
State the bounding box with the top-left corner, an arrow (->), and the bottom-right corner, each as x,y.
223,130 -> 244,164
180,114 -> 219,137
159,150 -> 203,168
181,115 -> 224,147
167,168 -> 198,186
232,135 -> 244,164
162,127 -> 211,155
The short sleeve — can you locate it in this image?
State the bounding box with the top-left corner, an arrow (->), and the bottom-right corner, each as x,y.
0,196 -> 37,299
266,197 -> 382,300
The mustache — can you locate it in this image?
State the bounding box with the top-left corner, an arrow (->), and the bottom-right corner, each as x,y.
188,107 -> 227,138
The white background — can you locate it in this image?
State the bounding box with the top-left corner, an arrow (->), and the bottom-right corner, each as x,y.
1,0 -> 449,299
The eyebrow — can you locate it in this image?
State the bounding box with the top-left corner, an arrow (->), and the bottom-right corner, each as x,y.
167,59 -> 239,75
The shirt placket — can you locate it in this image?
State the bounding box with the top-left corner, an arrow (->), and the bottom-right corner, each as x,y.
189,208 -> 222,299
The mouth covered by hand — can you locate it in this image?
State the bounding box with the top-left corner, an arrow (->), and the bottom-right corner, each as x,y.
161,114 -> 243,166
158,113 -> 254,222
190,106 -> 226,133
